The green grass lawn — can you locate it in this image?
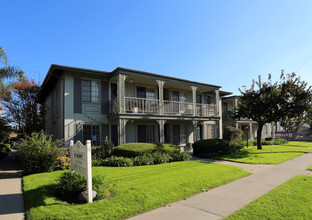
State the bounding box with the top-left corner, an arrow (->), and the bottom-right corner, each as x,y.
226,175 -> 312,219
23,161 -> 250,219
307,166 -> 312,171
214,141 -> 312,164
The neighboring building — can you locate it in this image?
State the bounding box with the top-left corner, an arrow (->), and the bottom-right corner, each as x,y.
222,96 -> 273,140
39,65 -> 231,147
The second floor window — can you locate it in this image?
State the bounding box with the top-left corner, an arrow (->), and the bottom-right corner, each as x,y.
146,88 -> 155,99
82,80 -> 99,103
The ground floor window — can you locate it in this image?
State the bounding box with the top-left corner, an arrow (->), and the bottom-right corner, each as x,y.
138,125 -> 155,143
83,124 -> 100,146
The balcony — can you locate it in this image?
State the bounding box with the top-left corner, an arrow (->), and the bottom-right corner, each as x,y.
111,97 -> 218,117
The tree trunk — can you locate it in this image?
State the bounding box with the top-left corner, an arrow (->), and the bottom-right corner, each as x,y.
257,123 -> 263,150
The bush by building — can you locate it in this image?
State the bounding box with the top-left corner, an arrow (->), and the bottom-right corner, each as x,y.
223,126 -> 243,142
17,132 -> 62,174
0,143 -> 11,160
193,139 -> 244,157
114,143 -> 180,158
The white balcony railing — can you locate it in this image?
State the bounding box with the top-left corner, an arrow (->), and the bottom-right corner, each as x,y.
125,97 -> 159,114
111,97 -> 218,117
196,103 -> 217,117
163,100 -> 193,115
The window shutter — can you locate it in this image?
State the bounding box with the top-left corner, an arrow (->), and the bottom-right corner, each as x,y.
74,77 -> 82,113
74,123 -> 83,142
101,81 -> 109,114
101,124 -> 109,144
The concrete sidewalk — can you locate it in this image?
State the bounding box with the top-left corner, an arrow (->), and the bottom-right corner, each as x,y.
0,151 -> 25,220
129,152 -> 312,220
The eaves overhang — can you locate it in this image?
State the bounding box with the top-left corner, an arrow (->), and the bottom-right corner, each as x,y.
111,67 -> 222,90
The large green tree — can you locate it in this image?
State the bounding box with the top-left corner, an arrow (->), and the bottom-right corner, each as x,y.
279,72 -> 312,138
235,72 -> 311,149
235,74 -> 280,149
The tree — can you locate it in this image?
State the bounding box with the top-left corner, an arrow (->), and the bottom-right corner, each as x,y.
3,77 -> 43,136
0,117 -> 13,142
279,72 -> 312,138
0,47 -> 24,113
235,74 -> 280,149
236,72 -> 312,149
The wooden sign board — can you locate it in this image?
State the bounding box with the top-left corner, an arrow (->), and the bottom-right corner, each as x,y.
70,140 -> 93,203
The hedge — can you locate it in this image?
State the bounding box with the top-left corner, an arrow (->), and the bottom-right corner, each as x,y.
114,143 -> 180,158
0,143 -> 11,160
193,139 -> 244,157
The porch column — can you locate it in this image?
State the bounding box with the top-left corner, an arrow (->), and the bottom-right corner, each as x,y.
118,118 -> 128,145
156,80 -> 165,115
157,119 -> 166,143
117,74 -> 127,114
235,122 -> 239,129
215,89 -> 222,139
192,120 -> 198,143
249,122 -> 253,140
191,86 -> 197,116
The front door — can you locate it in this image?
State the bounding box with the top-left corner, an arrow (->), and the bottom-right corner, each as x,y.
173,125 -> 180,145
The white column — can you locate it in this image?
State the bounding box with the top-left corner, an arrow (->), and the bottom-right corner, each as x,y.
118,118 -> 128,145
117,74 -> 127,114
86,140 -> 93,203
156,80 -> 165,115
191,86 -> 197,116
215,90 -> 222,139
249,122 -> 253,140
157,119 -> 166,143
70,140 -> 74,173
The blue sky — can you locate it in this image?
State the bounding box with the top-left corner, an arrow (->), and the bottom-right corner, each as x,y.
1,0 -> 312,95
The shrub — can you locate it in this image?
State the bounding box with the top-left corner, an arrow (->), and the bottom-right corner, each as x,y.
262,140 -> 274,145
193,139 -> 244,157
92,137 -> 115,160
223,126 -> 243,142
17,132 -> 62,174
103,156 -> 133,167
265,137 -> 273,141
133,154 -> 154,166
152,152 -> 171,164
0,143 -> 11,160
55,156 -> 70,170
92,158 -> 105,166
170,152 -> 191,162
114,143 -> 180,157
274,138 -> 288,145
262,138 -> 288,145
56,171 -> 112,203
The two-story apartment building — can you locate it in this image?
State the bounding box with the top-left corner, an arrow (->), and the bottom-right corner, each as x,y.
39,65 -> 231,147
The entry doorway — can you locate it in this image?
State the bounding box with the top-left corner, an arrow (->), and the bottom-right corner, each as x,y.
173,125 -> 180,145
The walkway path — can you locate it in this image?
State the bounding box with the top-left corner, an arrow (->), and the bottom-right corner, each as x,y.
0,151 -> 24,220
192,156 -> 274,173
129,152 -> 312,220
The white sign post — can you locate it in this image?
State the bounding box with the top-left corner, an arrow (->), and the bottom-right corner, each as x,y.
70,140 -> 93,203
